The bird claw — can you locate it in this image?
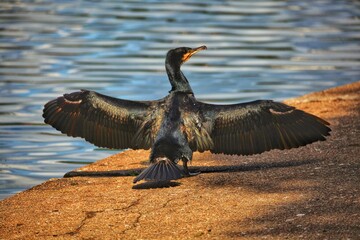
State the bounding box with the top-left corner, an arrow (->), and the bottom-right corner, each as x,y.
183,171 -> 201,177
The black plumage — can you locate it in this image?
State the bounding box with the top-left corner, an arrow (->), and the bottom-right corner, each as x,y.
43,45 -> 331,183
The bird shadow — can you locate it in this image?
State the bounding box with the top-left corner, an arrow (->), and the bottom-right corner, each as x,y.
132,181 -> 181,189
63,158 -> 317,191
187,158 -> 317,174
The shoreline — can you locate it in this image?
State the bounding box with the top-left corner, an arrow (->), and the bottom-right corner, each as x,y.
1,81 -> 359,239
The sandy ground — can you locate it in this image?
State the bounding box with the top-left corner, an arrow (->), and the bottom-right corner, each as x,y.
1,81 -> 359,239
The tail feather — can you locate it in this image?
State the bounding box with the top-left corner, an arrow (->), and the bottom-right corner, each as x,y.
133,158 -> 183,183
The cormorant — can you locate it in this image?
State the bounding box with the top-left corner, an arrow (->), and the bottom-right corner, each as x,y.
43,45 -> 331,183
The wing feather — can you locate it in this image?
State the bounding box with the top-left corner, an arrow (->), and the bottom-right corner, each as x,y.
43,90 -> 162,149
197,100 -> 331,155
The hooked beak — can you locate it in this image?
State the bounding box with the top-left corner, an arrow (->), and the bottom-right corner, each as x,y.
181,45 -> 207,62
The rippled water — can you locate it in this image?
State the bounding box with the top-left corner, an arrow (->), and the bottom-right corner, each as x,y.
1,0 -> 359,199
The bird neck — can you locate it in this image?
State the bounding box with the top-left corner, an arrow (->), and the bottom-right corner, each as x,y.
166,62 -> 193,94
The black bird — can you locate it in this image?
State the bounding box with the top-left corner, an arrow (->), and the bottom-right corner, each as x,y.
43,45 -> 331,183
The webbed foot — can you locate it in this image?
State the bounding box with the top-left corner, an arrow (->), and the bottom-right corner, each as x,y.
182,157 -> 200,177
183,171 -> 201,177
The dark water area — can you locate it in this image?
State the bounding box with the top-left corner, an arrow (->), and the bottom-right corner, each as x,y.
0,0 -> 359,199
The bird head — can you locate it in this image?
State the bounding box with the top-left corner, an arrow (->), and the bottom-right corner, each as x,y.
166,45 -> 207,67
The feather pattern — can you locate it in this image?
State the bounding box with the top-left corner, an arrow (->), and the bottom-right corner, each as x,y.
43,90 -> 162,150
133,158 -> 184,183
195,100 -> 331,155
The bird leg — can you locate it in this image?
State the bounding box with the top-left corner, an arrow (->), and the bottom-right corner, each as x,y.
181,157 -> 200,177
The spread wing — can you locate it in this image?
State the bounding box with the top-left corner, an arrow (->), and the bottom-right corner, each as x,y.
196,100 -> 331,155
43,90 -> 163,149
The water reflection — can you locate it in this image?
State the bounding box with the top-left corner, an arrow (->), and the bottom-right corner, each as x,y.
1,0 -> 359,199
